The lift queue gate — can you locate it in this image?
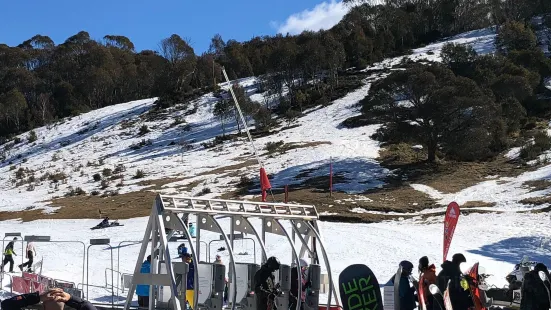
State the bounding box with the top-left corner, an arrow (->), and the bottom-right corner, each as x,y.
123,195 -> 340,310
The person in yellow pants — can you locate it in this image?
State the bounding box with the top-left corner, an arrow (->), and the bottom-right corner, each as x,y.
182,253 -> 195,308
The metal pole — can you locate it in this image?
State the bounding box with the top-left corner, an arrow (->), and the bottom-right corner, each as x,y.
221,67 -> 275,202
111,245 -> 114,307
306,222 -> 339,309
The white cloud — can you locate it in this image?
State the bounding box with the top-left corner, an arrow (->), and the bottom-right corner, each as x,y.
274,1 -> 349,35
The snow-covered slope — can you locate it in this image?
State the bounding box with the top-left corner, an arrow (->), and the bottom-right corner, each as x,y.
1,211 -> 549,305
1,25 -> 549,217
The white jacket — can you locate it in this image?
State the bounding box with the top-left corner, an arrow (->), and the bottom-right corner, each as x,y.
26,242 -> 36,258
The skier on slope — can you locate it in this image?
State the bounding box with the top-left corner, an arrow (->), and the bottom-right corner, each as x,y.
254,256 -> 281,310
437,253 -> 473,310
397,260 -> 417,310
520,263 -> 550,310
419,256 -> 437,310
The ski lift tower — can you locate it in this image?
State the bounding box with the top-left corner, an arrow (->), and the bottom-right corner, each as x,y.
123,194 -> 339,310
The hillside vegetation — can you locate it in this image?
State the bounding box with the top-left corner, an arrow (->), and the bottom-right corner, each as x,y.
0,0 -> 549,141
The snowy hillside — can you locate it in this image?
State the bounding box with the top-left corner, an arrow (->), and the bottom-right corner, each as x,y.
1,25 -> 551,309
0,28 -> 501,216
1,211 -> 550,305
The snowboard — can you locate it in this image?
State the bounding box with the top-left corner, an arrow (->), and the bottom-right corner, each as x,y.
466,263 -> 486,310
444,280 -> 453,310
393,266 -> 401,310
90,222 -> 124,230
418,274 -> 427,310
339,264 -> 383,310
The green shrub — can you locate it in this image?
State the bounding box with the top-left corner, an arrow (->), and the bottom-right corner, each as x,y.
28,131 -> 38,143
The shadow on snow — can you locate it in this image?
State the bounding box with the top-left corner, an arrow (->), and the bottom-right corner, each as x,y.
468,236 -> 551,267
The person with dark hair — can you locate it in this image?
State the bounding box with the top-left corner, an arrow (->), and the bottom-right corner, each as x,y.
398,260 -> 417,310
136,255 -> 152,307
520,263 -> 551,310
1,288 -> 97,310
1,237 -> 17,273
182,253 -> 195,308
254,256 -> 281,310
437,253 -> 473,310
419,256 -> 437,310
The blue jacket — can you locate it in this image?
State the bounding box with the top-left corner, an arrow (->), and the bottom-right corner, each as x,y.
187,261 -> 195,289
189,226 -> 196,238
136,260 -> 151,296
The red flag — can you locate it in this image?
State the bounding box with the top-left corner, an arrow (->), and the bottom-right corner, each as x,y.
260,168 -> 271,202
443,202 -> 460,262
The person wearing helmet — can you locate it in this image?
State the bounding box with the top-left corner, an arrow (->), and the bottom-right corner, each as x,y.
437,253 -> 473,310
254,256 -> 280,310
397,261 -> 417,310
520,263 -> 550,310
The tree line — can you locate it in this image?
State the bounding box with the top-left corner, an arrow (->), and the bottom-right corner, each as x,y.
0,0 -> 549,139
361,20 -> 551,162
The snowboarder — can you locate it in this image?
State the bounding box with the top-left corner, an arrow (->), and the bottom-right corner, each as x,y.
419,256 -> 436,310
18,242 -> 36,272
520,263 -> 550,310
1,238 -> 17,273
397,260 -> 417,310
1,288 -> 97,310
254,256 -> 281,310
437,253 -> 473,310
136,255 -> 151,307
189,223 -> 196,238
99,217 -> 109,228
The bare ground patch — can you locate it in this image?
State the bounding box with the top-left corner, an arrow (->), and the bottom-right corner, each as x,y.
380,143 -> 533,194
520,196 -> 551,206
137,177 -> 187,190
0,190 -> 156,222
461,201 -> 496,209
196,159 -> 257,177
522,180 -> 551,193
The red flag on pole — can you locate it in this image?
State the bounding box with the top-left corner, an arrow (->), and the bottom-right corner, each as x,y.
443,201 -> 460,262
260,168 -> 271,202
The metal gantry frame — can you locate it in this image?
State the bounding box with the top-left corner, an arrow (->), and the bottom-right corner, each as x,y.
124,194 -> 341,310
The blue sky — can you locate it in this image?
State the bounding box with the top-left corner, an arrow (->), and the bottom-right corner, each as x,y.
0,0 -> 349,53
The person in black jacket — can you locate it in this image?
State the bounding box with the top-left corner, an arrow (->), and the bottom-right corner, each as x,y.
520,263 -> 551,310
1,288 -> 97,310
398,260 -> 417,310
436,253 -> 473,310
254,256 -> 280,310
